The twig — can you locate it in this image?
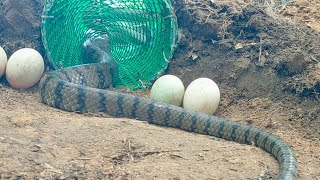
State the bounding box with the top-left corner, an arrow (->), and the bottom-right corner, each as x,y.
41,163 -> 63,175
205,12 -> 213,23
128,139 -> 134,162
310,55 -> 319,63
136,149 -> 181,154
78,157 -> 91,160
258,37 -> 263,64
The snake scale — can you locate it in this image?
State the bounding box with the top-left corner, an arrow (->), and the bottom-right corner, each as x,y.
39,36 -> 297,180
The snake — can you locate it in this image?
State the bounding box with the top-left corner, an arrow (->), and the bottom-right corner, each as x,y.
39,36 -> 297,180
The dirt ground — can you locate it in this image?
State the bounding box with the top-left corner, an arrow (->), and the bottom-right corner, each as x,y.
0,0 -> 319,179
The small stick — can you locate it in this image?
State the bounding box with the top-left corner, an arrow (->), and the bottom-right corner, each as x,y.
128,139 -> 134,162
310,55 -> 319,63
258,37 -> 263,64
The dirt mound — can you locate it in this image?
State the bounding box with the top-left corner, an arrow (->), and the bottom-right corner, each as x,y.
0,0 -> 44,56
170,0 -> 320,138
172,0 -> 320,98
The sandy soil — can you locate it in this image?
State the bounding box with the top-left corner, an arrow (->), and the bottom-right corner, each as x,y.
0,84 -> 319,179
0,0 -> 319,179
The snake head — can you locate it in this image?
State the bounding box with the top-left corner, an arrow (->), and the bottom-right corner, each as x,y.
83,34 -> 111,64
83,34 -> 119,86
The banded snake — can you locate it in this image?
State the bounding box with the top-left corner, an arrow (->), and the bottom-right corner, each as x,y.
39,36 -> 297,180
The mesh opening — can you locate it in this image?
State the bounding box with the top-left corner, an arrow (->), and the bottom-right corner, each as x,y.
41,0 -> 178,89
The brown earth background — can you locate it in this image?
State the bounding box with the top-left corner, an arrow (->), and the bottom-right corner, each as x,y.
0,0 -> 319,179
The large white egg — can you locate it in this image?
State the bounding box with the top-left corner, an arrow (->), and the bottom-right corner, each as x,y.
0,46 -> 7,78
183,78 -> 220,114
6,48 -> 44,89
150,75 -> 185,106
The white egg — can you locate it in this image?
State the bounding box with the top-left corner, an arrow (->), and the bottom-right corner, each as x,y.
183,78 -> 220,114
150,75 -> 185,106
0,46 -> 7,78
6,48 -> 44,89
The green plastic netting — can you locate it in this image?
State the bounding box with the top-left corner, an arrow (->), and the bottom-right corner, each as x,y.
41,0 -> 178,89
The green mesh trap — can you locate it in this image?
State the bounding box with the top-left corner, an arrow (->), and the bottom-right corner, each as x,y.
41,0 -> 178,89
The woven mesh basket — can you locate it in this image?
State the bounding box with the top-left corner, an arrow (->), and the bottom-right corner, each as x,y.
41,0 -> 178,89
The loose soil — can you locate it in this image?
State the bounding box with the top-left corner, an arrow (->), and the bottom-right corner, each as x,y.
0,0 -> 319,179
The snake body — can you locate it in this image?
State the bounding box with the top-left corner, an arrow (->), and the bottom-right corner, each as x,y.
39,38 -> 297,180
